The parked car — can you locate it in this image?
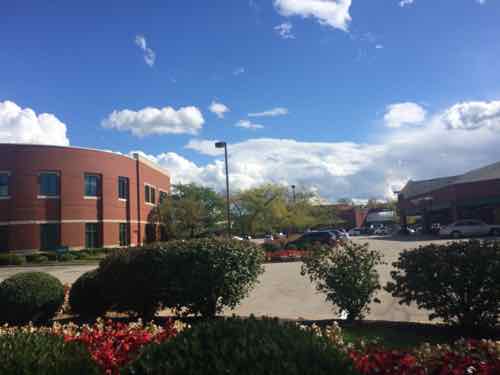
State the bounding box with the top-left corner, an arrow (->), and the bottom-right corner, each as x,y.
348,227 -> 363,236
331,229 -> 350,240
439,220 -> 500,238
286,230 -> 337,249
373,226 -> 390,236
264,234 -> 274,243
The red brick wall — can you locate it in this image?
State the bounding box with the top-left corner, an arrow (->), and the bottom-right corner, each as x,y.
0,144 -> 170,251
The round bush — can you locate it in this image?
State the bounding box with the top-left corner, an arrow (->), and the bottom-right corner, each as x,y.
26,254 -> 49,263
58,253 -> 76,262
124,317 -> 356,375
0,272 -> 65,325
69,269 -> 109,318
41,252 -> 58,261
0,254 -> 26,266
156,238 -> 265,317
386,240 -> 500,330
302,241 -> 383,321
0,332 -> 100,375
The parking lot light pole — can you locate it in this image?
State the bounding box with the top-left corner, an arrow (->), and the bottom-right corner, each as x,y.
291,185 -> 296,203
215,141 -> 231,237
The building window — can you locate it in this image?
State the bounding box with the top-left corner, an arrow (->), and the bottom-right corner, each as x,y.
39,172 -> 60,197
0,172 -> 9,198
85,174 -> 101,197
85,223 -> 100,248
40,224 -> 60,250
0,226 -> 8,252
119,223 -> 130,247
118,177 -> 129,200
159,191 -> 168,204
145,185 -> 156,204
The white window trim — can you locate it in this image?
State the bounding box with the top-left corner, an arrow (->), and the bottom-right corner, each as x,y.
84,196 -> 101,200
84,173 -> 102,198
145,202 -> 156,207
118,198 -> 128,202
0,196 -> 11,200
144,182 -> 157,204
38,171 -> 60,198
37,195 -> 60,200
118,176 -> 130,201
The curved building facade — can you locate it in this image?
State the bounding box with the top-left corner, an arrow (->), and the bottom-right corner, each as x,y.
0,144 -> 170,252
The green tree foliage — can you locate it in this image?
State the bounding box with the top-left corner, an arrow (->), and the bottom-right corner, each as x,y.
153,183 -> 225,239
301,241 -> 383,321
386,240 -> 500,330
231,184 -> 335,235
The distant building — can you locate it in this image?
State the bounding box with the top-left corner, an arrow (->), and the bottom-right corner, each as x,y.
0,144 -> 170,252
398,161 -> 500,230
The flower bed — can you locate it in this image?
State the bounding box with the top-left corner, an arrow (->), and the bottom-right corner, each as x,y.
0,319 -> 498,374
265,249 -> 309,262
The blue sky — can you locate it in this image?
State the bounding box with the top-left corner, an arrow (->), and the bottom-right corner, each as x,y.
1,0 -> 500,201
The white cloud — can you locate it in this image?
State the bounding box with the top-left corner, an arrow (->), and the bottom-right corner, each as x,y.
233,67 -> 245,76
384,102 -> 427,128
441,101 -> 500,131
138,99 -> 500,201
274,22 -> 295,39
185,139 -> 225,156
399,0 -> 415,7
477,0 -> 486,4
0,100 -> 70,146
375,44 -> 384,49
248,107 -> 288,117
236,120 -> 264,130
134,34 -> 156,67
102,105 -> 204,137
209,101 -> 230,119
274,0 -> 352,31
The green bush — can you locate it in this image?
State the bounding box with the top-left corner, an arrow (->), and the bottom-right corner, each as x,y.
124,317 -> 356,375
58,253 -> 76,262
386,240 -> 500,330
98,239 -> 264,318
0,332 -> 100,375
26,253 -> 50,263
301,241 -> 383,321
262,242 -> 281,252
41,252 -> 58,261
69,269 -> 109,318
156,238 -> 265,317
98,247 -> 169,318
0,254 -> 26,266
0,272 -> 65,325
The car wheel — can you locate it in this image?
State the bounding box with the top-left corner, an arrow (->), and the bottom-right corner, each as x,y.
451,231 -> 462,239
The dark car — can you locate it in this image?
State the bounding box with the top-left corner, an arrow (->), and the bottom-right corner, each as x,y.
286,231 -> 336,249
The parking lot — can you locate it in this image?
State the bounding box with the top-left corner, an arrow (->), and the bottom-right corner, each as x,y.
0,235 -> 483,322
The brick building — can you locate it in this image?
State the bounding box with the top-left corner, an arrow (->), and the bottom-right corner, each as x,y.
0,144 -> 170,252
398,161 -> 500,231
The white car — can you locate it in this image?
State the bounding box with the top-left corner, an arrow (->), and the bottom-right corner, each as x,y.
439,220 -> 500,238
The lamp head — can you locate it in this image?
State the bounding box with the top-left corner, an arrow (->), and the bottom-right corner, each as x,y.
215,141 -> 226,149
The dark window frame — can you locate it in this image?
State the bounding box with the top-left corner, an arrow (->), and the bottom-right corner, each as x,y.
0,226 -> 8,252
0,172 -> 10,198
119,223 -> 130,247
118,176 -> 129,200
39,172 -> 60,197
40,223 -> 60,250
84,174 -> 101,197
85,223 -> 101,249
145,184 -> 156,204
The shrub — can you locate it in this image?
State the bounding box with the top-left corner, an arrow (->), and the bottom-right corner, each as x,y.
0,272 -> 65,325
26,253 -> 49,263
58,253 -> 76,262
97,247 -> 172,318
69,270 -> 109,318
124,317 -> 357,375
156,238 -> 265,317
301,241 -> 383,320
0,332 -> 100,375
386,240 -> 500,330
262,242 -> 281,252
41,252 -> 58,261
0,253 -> 26,266
98,239 -> 264,318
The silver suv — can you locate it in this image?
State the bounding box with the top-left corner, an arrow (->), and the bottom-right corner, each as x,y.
439,220 -> 500,238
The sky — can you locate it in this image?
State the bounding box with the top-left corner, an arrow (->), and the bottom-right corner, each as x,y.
1,0 -> 500,201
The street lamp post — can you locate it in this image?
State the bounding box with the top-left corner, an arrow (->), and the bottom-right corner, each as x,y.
215,141 -> 231,237
291,184 -> 296,203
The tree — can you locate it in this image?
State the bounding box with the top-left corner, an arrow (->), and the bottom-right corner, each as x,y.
153,184 -> 225,239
